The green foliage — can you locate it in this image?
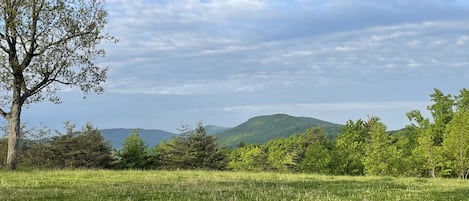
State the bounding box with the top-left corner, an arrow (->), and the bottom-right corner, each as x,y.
333,119 -> 368,175
0,0 -> 114,170
6,123 -> 113,169
264,137 -> 300,171
157,122 -> 228,170
227,144 -> 267,171
362,119 -> 401,176
216,114 -> 342,148
407,88 -> 469,178
391,126 -> 421,176
115,129 -> 149,169
427,88 -> 454,145
443,111 -> 469,179
299,140 -> 332,174
297,127 -> 333,174
4,88 -> 469,179
228,126 -> 334,173
0,138 -> 7,166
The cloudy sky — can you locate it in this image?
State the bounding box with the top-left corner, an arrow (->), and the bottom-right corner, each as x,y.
22,0 -> 469,132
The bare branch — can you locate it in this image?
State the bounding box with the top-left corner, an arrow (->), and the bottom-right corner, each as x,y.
0,33 -> 10,53
37,30 -> 95,55
0,108 -> 7,119
20,0 -> 43,69
51,79 -> 73,85
0,43 -> 9,54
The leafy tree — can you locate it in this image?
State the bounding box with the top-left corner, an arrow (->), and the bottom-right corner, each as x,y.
333,119 -> 367,175
362,119 -> 401,176
264,136 -> 300,172
297,127 -> 333,174
0,0 -> 114,169
405,89 -> 456,178
116,129 -> 149,169
390,126 -> 420,176
229,126 -> 333,173
407,89 -> 457,178
299,140 -> 332,174
407,110 -> 440,177
455,88 -> 469,112
427,88 -> 454,145
227,144 -> 266,171
443,110 -> 469,179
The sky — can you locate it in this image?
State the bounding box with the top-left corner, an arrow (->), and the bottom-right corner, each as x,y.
19,0 -> 469,133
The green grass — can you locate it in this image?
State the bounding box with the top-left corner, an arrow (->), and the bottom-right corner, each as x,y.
0,170 -> 468,201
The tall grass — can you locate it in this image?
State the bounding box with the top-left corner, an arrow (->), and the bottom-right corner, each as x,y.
0,170 -> 467,201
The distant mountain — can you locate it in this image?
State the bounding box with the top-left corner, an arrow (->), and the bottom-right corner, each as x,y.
101,128 -> 176,150
100,114 -> 342,149
205,125 -> 231,135
215,114 -> 343,148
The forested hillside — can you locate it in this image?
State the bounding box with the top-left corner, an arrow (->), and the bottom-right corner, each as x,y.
205,125 -> 231,134
215,114 -> 342,147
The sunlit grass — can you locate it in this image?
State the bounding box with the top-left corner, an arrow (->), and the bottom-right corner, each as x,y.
0,170 -> 468,200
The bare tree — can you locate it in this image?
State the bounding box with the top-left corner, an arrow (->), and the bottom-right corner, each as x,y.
0,0 -> 114,169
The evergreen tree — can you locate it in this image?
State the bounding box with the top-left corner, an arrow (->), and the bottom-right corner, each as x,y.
116,129 -> 149,169
157,122 -> 227,170
18,123 -> 112,169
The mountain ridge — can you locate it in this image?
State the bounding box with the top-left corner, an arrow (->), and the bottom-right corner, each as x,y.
100,114 -> 343,149
214,114 -> 343,148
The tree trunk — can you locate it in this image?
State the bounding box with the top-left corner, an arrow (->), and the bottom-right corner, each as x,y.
429,150 -> 436,178
430,167 -> 436,178
6,103 -> 21,170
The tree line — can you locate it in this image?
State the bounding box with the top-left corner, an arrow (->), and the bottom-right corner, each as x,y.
1,88 -> 469,179
227,88 -> 469,178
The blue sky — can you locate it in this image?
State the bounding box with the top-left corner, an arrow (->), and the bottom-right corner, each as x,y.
20,0 -> 469,132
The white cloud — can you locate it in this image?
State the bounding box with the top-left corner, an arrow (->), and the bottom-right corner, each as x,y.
457,35 -> 469,45
23,0 -> 469,132
335,46 -> 354,52
222,101 -> 431,112
101,0 -> 469,98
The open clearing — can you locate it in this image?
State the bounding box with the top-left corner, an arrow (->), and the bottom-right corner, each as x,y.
0,170 -> 467,201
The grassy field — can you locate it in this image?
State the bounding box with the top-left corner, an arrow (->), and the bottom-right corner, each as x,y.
0,170 -> 468,201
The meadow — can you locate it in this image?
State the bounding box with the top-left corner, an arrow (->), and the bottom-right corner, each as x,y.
0,170 -> 468,201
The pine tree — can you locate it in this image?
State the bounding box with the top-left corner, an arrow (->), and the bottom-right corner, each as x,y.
117,129 -> 149,169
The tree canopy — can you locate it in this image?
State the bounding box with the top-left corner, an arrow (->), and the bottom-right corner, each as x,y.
0,0 -> 114,169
